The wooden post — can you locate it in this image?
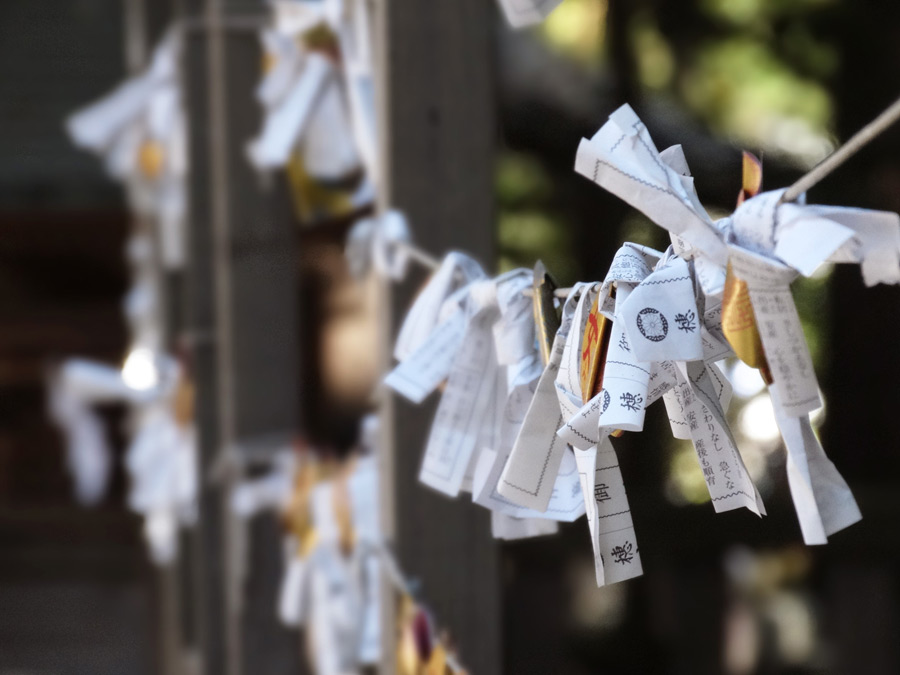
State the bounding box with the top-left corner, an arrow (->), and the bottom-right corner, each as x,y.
182,6 -> 232,671
182,2 -> 302,674
375,2 -> 502,673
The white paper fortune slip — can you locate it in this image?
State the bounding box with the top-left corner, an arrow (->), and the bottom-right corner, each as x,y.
474,443 -> 586,523
345,210 -> 411,281
334,0 -> 379,185
278,553 -> 308,627
573,103 -> 900,547
300,77 -> 361,179
67,32 -> 179,154
471,272 -> 585,526
575,104 -> 728,266
247,52 -> 333,170
770,389 -> 861,545
420,270 -> 579,503
257,30 -> 302,107
491,513 -> 559,540
808,205 -> 900,286
555,283 -> 600,421
555,241 -> 764,518
547,279 -> 642,585
574,441 -> 642,586
497,284 -> 589,512
727,245 -> 821,419
347,456 -> 381,664
384,309 -> 468,405
669,360 -> 765,515
497,0 -> 565,29
418,300 -> 498,497
619,253 -> 704,364
392,252 -> 486,362
558,246 -> 663,446
593,286 -> 652,433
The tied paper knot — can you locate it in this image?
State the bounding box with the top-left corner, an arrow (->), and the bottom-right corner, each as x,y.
387,261 -> 586,527
724,189 -> 868,544
545,281 -> 642,586
48,355 -> 196,564
391,252 -> 485,367
248,49 -> 360,177
277,455 -> 384,669
497,283 -> 593,514
575,104 -> 729,268
472,272 -> 583,538
575,105 -> 885,544
66,31 -> 187,268
250,0 -> 378,185
345,210 -> 411,281
557,244 -> 765,521
727,187 -> 900,285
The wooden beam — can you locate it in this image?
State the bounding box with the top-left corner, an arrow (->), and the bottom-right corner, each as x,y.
376,2 -> 502,673
183,2 -> 304,674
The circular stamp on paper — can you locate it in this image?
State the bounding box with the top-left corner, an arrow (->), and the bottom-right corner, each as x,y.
636,307 -> 668,342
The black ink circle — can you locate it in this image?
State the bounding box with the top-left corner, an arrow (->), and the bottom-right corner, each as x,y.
601,389 -> 611,414
636,307 -> 669,342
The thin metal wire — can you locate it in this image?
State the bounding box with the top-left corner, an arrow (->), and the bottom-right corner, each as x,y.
394,238 -> 441,271
782,95 -> 900,202
394,239 -> 575,296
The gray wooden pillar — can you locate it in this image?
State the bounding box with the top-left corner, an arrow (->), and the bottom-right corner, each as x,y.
182,2 -> 302,674
376,2 -> 502,673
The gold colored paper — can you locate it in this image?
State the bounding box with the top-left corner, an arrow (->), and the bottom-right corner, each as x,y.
532,261 -> 561,366
722,263 -> 770,383
722,151 -> 773,384
283,457 -> 320,557
332,459 -> 357,556
425,644 -> 448,675
173,376 -> 194,429
286,152 -> 354,223
138,140 -> 164,180
738,151 -> 763,206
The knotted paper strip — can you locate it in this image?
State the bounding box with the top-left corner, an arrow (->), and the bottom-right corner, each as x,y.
498,284 -> 590,512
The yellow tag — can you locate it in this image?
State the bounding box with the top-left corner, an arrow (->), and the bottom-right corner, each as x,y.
425,644 -> 447,675
261,50 -> 278,75
738,151 -> 763,206
283,458 -> 319,557
285,150 -> 355,223
138,140 -> 165,180
722,151 -> 773,384
302,24 -> 339,55
722,264 -> 772,384
532,262 -> 561,366
173,375 -> 195,429
396,594 -> 421,675
332,458 -> 357,557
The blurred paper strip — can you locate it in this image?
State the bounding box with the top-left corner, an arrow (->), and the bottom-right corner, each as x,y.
497,0 -> 564,28
575,104 -> 728,266
247,53 -> 333,170
498,286 -> 585,512
771,389 -> 861,544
